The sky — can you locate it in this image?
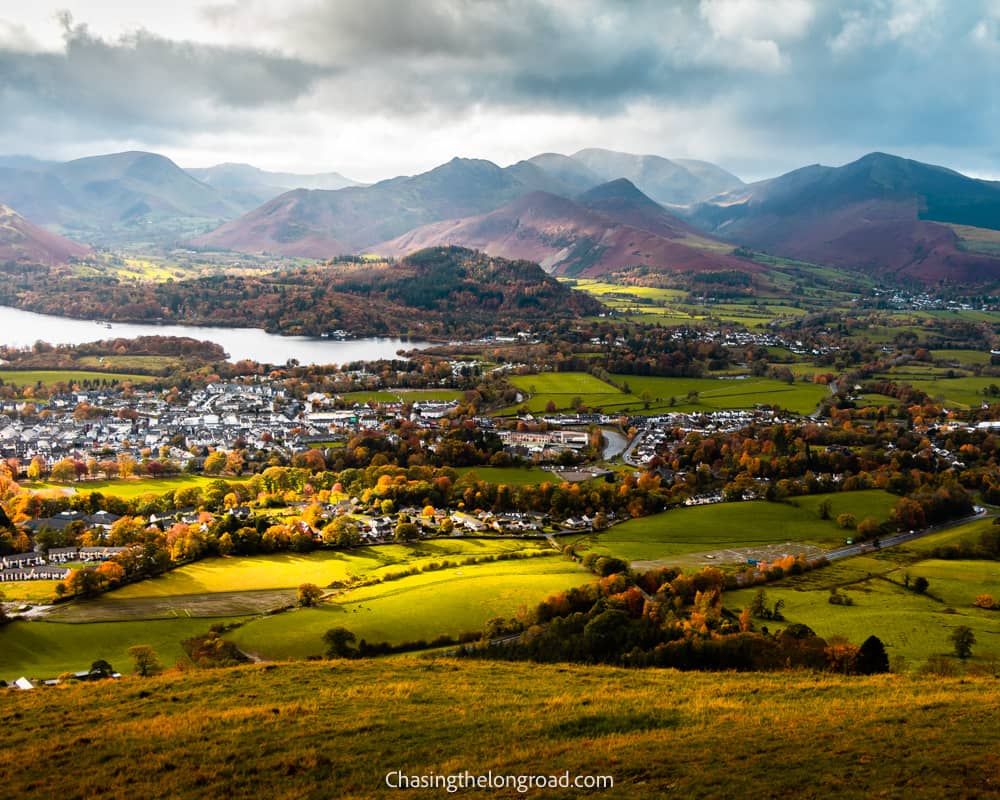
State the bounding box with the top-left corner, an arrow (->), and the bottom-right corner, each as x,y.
1,0 -> 999,183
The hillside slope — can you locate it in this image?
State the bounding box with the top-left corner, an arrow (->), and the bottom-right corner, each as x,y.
689,152 -> 1000,283
0,151 -> 246,245
0,204 -> 91,264
375,180 -> 757,277
1,659 -> 996,799
192,158 -> 575,257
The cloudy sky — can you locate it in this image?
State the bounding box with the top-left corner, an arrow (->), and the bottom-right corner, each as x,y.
1,0 -> 998,183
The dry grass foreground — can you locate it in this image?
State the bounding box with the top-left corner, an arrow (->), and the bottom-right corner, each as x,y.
1,659 -> 998,799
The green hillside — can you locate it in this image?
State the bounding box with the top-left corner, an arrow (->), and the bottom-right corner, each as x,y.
1,660 -> 997,799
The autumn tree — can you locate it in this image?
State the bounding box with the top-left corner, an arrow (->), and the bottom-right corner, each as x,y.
394,520 -> 419,542
856,517 -> 881,540
297,583 -> 323,607
322,517 -> 359,548
50,458 -> 77,482
128,645 -> 162,676
837,513 -> 856,530
974,594 -> 996,610
117,453 -> 137,480
203,451 -> 227,476
26,455 -> 46,480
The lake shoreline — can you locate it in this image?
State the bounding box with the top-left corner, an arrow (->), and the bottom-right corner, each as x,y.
0,305 -> 433,366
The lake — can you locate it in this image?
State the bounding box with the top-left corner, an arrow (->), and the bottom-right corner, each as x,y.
0,306 -> 432,365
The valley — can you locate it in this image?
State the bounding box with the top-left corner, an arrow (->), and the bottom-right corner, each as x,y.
2,145 -> 999,799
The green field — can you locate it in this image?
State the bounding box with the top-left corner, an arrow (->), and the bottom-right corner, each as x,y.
3,541 -> 581,676
564,279 -> 820,329
2,659 -> 997,799
611,374 -> 829,415
0,369 -> 155,389
725,553 -> 1000,666
930,349 -> 993,366
76,354 -> 183,372
340,389 -> 464,404
91,541 -> 552,602
230,557 -> 592,658
455,466 -> 559,485
26,474 -> 250,499
877,374 -> 1000,407
0,617 -> 235,682
504,371 -> 828,416
567,491 -> 898,562
0,580 -> 63,603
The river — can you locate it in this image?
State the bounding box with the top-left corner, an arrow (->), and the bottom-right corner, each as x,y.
0,306 -> 432,365
601,427 -> 628,460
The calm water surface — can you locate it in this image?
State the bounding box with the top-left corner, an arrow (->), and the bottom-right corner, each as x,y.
0,306 -> 431,365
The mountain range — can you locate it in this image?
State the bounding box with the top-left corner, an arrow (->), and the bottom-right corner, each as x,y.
191,150 -> 744,260
0,152 -> 362,247
688,152 -> 1000,283
375,179 -> 754,277
185,163 -> 361,208
3,146 -> 1000,285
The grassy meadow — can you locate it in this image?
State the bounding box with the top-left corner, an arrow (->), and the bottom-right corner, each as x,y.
503,371 -> 827,416
566,490 -> 897,562
339,389 -> 464,404
230,557 -> 592,658
24,474 -> 250,499
0,617 -> 234,682
454,465 -> 558,485
0,369 -> 155,389
2,541 -> 589,676
724,521 -> 1000,667
1,660 -> 998,799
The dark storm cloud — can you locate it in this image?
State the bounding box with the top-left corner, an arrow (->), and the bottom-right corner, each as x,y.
0,13 -> 335,135
2,1 -> 1000,176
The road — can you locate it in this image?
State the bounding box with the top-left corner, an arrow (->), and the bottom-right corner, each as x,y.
620,428 -> 648,466
824,509 -> 991,561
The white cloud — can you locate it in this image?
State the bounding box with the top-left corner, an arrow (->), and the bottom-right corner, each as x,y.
699,0 -> 815,41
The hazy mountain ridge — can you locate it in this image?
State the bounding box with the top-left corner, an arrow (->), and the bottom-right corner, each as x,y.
185,163 -> 362,208
570,148 -> 745,205
191,157 -> 578,256
0,151 -> 246,245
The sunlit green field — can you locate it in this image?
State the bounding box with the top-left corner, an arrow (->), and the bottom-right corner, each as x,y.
723,519 -> 1000,667
25,475 -> 250,499
610,374 -> 828,415
108,541 -> 551,600
565,491 -> 898,562
503,371 -> 828,415
875,373 -> 1000,407
76,354 -> 183,372
230,557 -> 593,658
455,466 -> 559,485
0,617 -> 233,681
930,349 -> 993,366
0,369 -> 155,388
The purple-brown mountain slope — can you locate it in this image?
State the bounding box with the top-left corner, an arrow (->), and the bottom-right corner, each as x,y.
374,180 -> 759,277
191,158 -> 576,256
688,152 -> 1000,283
0,204 -> 91,264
